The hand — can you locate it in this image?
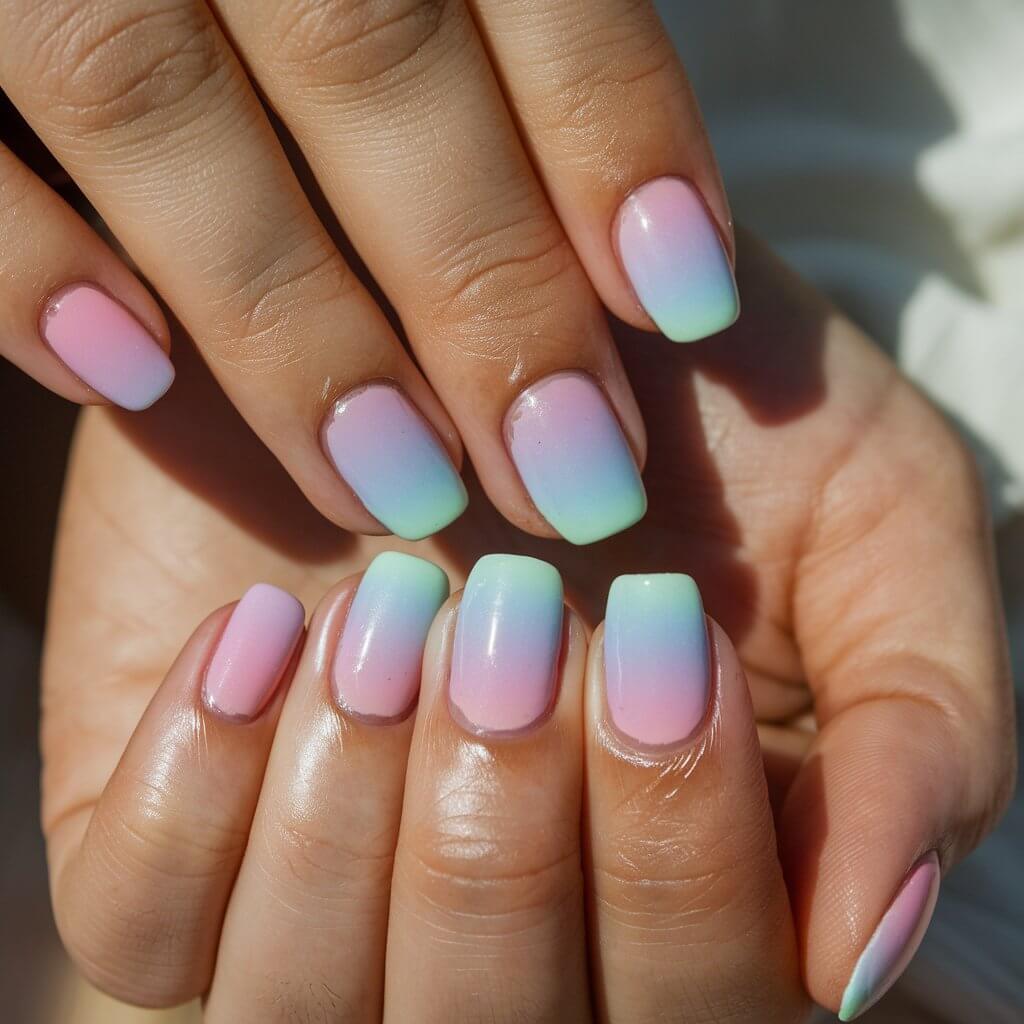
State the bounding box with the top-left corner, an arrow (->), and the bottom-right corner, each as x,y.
41,233 -> 1015,1020
0,0 -> 736,545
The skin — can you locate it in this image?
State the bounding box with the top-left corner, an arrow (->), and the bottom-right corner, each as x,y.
41,233 -> 1016,1019
0,0 -> 736,541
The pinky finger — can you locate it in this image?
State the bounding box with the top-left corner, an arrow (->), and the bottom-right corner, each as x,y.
45,584 -> 304,1007
0,141 -> 173,409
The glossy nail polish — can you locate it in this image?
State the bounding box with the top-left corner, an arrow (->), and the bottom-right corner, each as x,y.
40,283 -> 175,410
203,583 -> 305,721
449,554 -> 563,734
616,177 -> 738,343
322,383 -> 468,541
332,551 -> 449,721
839,852 -> 941,1021
603,573 -> 710,747
505,372 -> 646,545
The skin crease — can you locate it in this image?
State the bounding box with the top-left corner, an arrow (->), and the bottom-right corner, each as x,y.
41,232 -> 1014,1019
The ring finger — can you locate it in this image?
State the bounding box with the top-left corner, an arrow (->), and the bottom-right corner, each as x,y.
205,553 -> 450,1022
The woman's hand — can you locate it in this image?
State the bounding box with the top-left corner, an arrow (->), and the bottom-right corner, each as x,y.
0,0 -> 736,544
41,233 -> 1015,1020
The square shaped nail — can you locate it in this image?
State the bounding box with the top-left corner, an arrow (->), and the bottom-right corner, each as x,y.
203,583 -> 305,721
40,283 -> 175,410
449,554 -> 564,734
617,177 -> 739,343
322,383 -> 468,541
505,372 -> 646,545
332,551 -> 449,721
603,573 -> 710,747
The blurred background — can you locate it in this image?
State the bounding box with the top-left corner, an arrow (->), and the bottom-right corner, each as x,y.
2,1 -> 1022,1020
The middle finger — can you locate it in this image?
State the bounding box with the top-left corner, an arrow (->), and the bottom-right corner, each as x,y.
214,0 -> 649,546
386,554 -> 590,1022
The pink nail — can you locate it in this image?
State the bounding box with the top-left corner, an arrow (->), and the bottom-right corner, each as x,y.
332,551 -> 449,721
839,851 -> 941,1020
40,283 -> 175,411
204,584 -> 305,721
449,554 -> 564,735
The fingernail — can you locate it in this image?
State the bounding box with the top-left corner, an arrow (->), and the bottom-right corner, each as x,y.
839,851 -> 941,1021
40,283 -> 175,410
322,383 -> 468,541
332,551 -> 449,721
204,583 -> 305,721
505,372 -> 646,545
603,573 -> 710,747
616,177 -> 739,343
449,554 -> 563,734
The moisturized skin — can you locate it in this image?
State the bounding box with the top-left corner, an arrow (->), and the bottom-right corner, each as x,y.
616,177 -> 739,343
203,583 -> 305,721
603,573 -> 710,747
40,283 -> 175,410
322,383 -> 468,541
505,372 -> 647,545
449,554 -> 564,734
839,851 -> 941,1021
332,551 -> 450,721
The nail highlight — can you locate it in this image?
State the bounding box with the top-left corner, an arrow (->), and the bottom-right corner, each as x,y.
839,851 -> 941,1021
40,283 -> 175,410
616,177 -> 738,343
505,372 -> 646,545
332,551 -> 449,721
449,554 -> 563,734
322,383 -> 468,540
203,583 -> 305,721
603,573 -> 710,747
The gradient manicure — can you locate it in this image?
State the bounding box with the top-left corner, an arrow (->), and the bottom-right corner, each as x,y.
616,177 -> 739,343
603,573 -> 710,747
333,551 -> 449,720
40,283 -> 175,410
204,583 -> 305,721
323,383 -> 468,541
839,851 -> 941,1021
505,372 -> 646,545
449,554 -> 563,734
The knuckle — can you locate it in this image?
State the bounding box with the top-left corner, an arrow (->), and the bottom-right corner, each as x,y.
268,0 -> 453,92
260,812 -> 395,894
19,1 -> 230,137
401,797 -> 580,924
208,233 -> 355,375
426,205 -> 578,349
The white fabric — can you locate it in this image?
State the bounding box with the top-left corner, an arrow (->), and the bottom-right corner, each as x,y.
656,2 -> 1024,1019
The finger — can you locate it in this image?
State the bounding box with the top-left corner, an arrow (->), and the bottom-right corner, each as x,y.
0,1 -> 466,540
785,386 -> 1016,1019
46,584 -> 304,1007
205,553 -> 449,1023
212,0 -> 648,545
469,0 -> 738,342
586,575 -> 805,1023
385,555 -> 590,1022
0,141 -> 173,408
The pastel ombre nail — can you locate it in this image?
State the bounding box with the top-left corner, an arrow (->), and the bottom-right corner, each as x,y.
332,551 -> 449,721
40,283 -> 175,410
505,372 -> 646,545
603,574 -> 710,747
203,584 -> 305,721
449,554 -> 563,734
322,383 -> 468,541
616,177 -> 739,343
839,851 -> 941,1021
